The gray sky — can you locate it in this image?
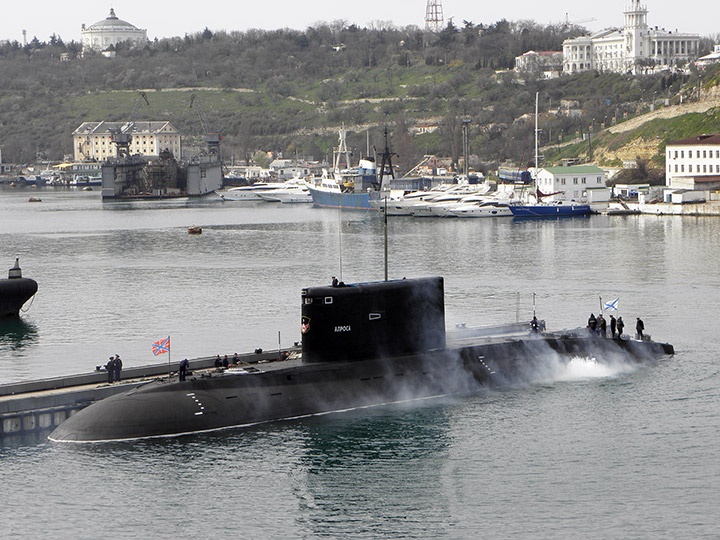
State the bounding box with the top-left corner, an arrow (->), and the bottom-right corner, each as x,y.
1,1 -> 716,44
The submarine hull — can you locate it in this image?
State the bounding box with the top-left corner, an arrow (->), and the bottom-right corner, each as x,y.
49,336 -> 673,443
0,278 -> 38,317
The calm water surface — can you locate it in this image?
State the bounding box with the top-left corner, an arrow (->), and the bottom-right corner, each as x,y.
1,187 -> 718,538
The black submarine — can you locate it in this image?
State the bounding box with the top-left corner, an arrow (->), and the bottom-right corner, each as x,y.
49,277 -> 673,443
0,259 -> 38,318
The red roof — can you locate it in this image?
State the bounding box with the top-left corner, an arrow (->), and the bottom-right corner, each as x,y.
668,134 -> 720,146
693,175 -> 720,183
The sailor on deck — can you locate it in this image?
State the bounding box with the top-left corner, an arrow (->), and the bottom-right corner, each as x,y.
113,355 -> 122,382
530,316 -> 540,333
636,317 -> 645,340
617,316 -> 625,338
179,358 -> 190,381
105,356 -> 115,383
588,314 -> 597,332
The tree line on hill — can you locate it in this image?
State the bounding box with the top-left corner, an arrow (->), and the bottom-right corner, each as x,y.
0,20 -> 716,175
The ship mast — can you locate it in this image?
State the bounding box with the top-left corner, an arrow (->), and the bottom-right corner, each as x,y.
377,127 -> 397,281
534,91 -> 539,180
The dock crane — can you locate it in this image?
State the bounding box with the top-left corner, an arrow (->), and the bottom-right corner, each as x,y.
110,91 -> 150,157
189,94 -> 220,156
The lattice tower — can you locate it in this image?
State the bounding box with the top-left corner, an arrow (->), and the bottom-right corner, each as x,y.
425,0 -> 444,32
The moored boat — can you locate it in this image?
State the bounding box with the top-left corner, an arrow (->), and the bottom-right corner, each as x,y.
450,200 -> 513,218
306,127 -> 379,210
255,178 -> 313,203
508,200 -> 592,218
220,181 -> 290,201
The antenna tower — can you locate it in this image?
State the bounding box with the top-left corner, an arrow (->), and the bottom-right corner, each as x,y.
425,0 -> 444,32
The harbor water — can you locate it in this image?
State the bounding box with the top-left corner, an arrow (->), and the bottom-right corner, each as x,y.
1,187 -> 719,538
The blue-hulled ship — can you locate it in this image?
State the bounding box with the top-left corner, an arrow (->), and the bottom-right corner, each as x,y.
508,198 -> 592,218
306,127 -> 379,210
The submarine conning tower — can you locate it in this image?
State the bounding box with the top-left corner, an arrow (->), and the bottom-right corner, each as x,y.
8,258 -> 22,279
301,277 -> 446,363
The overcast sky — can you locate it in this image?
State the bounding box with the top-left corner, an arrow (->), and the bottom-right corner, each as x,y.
1,1 -> 716,44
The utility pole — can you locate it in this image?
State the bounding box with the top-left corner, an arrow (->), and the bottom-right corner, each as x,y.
462,118 -> 471,177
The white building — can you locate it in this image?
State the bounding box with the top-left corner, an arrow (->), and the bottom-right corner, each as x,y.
514,51 -> 563,78
81,9 -> 147,56
697,45 -> 720,68
269,159 -> 325,180
563,1 -> 699,74
665,134 -> 720,190
535,165 -> 610,207
73,121 -> 181,162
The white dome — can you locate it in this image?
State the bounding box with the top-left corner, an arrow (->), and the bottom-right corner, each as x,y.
87,9 -> 141,32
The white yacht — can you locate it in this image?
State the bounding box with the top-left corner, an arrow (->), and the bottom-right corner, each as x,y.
219,181 -> 291,201
376,185 -> 459,215
409,184 -> 491,217
449,200 -> 513,218
255,178 -> 313,203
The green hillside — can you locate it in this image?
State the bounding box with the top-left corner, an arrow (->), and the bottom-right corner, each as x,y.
0,23 -> 718,174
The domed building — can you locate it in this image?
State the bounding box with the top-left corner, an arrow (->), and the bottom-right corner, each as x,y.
81,8 -> 147,56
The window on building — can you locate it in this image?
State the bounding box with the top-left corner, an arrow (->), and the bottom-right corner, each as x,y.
703,165 -> 707,173
681,165 -> 684,172
573,178 -> 578,184
703,150 -> 707,158
674,151 -> 678,159
561,179 -> 566,185
689,165 -> 692,172
689,150 -> 693,158
681,151 -> 684,158
581,178 -> 586,184
675,165 -> 678,173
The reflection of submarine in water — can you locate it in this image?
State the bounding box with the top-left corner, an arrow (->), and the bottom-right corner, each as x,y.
49,277 -> 674,443
0,259 -> 38,318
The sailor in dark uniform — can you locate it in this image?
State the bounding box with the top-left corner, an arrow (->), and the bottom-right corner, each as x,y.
636,317 -> 645,340
179,358 -> 190,381
588,313 -> 597,332
597,314 -> 607,337
113,355 -> 122,382
617,316 -> 625,338
530,316 -> 540,333
609,314 -> 617,339
105,356 -> 115,383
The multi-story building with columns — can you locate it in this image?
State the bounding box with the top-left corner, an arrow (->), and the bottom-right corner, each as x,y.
563,1 -> 699,74
73,121 -> 181,162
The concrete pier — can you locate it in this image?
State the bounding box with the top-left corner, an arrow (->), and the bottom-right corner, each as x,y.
606,200 -> 720,216
0,348 -> 295,437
